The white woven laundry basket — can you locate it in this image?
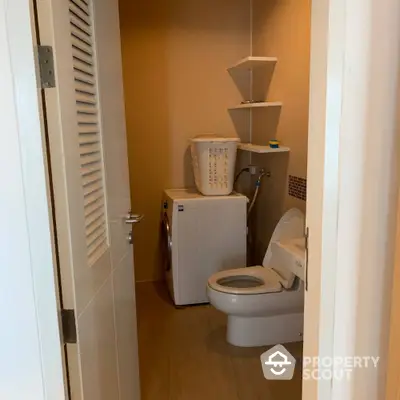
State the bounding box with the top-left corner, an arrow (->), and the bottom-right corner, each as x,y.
190,135 -> 240,196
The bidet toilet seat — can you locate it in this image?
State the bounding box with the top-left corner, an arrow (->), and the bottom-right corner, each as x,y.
206,208 -> 306,347
207,266 -> 283,295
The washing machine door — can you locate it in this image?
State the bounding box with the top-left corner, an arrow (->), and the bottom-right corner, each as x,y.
161,213 -> 172,272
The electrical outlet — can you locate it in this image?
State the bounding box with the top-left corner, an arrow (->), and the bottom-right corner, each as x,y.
248,165 -> 258,175
248,165 -> 265,175
248,165 -> 271,178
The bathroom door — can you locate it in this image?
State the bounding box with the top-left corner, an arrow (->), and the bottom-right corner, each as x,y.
34,0 -> 140,398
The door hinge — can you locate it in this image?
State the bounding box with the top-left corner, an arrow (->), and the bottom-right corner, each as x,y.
305,227 -> 309,291
37,45 -> 56,89
61,309 -> 77,344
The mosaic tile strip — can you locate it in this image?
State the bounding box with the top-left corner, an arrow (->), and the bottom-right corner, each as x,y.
288,175 -> 307,201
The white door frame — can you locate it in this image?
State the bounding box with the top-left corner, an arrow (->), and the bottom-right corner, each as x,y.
304,0 -> 400,399
0,0 -> 65,398
385,188 -> 400,398
2,0 -> 399,399
303,0 -> 344,397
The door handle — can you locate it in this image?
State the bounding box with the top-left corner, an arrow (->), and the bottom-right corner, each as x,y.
125,213 -> 144,225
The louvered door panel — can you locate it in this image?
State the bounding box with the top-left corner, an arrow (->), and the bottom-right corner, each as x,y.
37,0 -> 140,396
69,0 -> 108,266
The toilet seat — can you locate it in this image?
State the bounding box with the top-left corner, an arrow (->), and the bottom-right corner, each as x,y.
208,266 -> 283,295
206,208 -> 306,347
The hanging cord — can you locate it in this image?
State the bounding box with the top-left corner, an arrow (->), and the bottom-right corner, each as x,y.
234,167 -> 250,186
248,169 -> 266,217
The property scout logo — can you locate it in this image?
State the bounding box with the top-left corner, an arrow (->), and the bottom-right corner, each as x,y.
260,344 -> 379,381
261,345 -> 296,380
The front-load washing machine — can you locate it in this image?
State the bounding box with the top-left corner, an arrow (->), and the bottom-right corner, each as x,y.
161,189 -> 247,305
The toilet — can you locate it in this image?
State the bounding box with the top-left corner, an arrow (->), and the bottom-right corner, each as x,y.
207,208 -> 305,347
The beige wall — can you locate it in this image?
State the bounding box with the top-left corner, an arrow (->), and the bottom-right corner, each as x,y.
250,0 -> 311,263
119,0 -> 251,281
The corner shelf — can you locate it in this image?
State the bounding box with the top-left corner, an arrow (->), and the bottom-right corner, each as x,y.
228,101 -> 282,110
238,143 -> 290,154
227,56 -> 278,71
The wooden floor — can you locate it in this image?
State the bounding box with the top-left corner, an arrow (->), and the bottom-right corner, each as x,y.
136,281 -> 303,400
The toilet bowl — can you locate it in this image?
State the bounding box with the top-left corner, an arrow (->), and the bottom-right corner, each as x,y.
207,208 -> 305,347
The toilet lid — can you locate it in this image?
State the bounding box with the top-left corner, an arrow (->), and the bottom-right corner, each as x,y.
263,208 -> 305,288
207,266 -> 283,295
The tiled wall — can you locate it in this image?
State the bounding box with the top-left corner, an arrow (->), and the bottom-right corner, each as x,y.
288,175 -> 307,201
